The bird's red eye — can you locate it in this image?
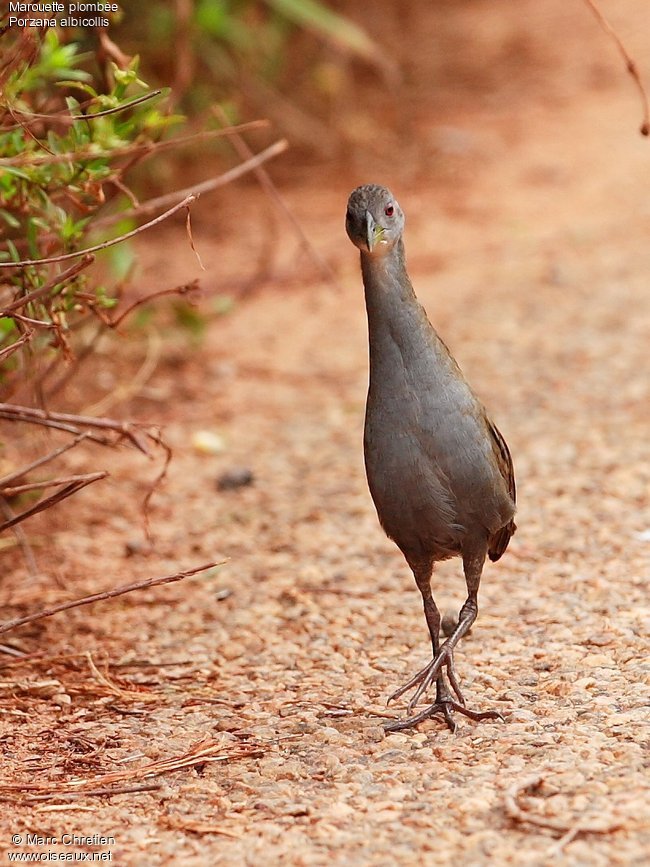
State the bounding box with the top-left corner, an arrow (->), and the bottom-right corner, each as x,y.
385,205 -> 394,217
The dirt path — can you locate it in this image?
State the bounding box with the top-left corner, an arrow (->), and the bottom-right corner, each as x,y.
2,2 -> 649,864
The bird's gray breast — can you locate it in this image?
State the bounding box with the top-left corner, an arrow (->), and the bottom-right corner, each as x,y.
363,332 -> 509,560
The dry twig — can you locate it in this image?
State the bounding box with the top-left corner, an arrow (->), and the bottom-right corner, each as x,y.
581,0 -> 650,135
26,783 -> 162,802
0,559 -> 224,636
0,254 -> 95,314
2,89 -> 163,127
503,772 -> 625,837
214,106 -> 338,288
0,329 -> 33,361
0,121 -> 270,167
0,472 -> 107,532
95,139 -> 289,227
0,433 -> 89,488
90,280 -> 200,330
0,495 -> 38,577
0,403 -> 152,453
0,195 -> 196,268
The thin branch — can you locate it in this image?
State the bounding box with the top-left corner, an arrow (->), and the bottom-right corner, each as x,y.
582,0 -> 650,135
1,473 -> 106,497
0,255 -> 95,313
185,206 -> 205,270
213,106 -> 339,288
0,496 -> 38,577
0,121 -> 270,167
11,311 -> 57,329
0,329 -> 33,361
6,102 -> 55,155
141,431 -> 172,544
0,436 -> 89,487
0,560 -> 225,635
97,280 -> 199,329
94,139 -> 289,228
86,332 -> 163,416
0,434 -> 89,487
0,196 -> 196,268
0,404 -> 151,453
0,472 -> 107,532
1,89 -> 163,127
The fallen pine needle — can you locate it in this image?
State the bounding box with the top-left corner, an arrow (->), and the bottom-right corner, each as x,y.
27,783 -> 162,803
162,816 -> 242,839
0,738 -> 265,797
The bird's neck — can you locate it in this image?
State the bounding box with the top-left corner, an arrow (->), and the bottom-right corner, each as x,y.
360,239 -> 419,334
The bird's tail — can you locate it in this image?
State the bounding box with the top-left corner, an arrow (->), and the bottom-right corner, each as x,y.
488,518 -> 516,562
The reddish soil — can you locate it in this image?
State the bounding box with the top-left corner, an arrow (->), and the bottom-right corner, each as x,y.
1,1 -> 649,864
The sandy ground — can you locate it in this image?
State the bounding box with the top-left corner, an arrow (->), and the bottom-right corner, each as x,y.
1,1 -> 649,864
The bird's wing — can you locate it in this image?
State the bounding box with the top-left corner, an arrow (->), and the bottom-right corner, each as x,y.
487,419 -> 516,504
486,418 -> 517,562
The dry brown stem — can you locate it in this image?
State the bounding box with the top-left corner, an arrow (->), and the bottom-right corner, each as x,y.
581,0 -> 650,135
23,783 -> 162,802
92,280 -> 200,330
0,433 -> 89,488
95,139 -> 289,227
0,254 -> 95,314
0,472 -> 107,532
2,89 -> 163,128
0,196 -> 196,269
213,106 -> 339,289
0,121 -> 270,167
0,403 -> 152,453
0,329 -> 33,361
0,559 -> 225,636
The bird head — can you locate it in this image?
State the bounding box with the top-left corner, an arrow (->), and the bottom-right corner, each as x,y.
345,184 -> 405,256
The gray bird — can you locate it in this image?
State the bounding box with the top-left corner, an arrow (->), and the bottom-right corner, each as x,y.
346,184 -> 516,732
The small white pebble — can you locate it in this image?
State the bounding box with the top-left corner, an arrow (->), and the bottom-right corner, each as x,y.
191,430 -> 226,455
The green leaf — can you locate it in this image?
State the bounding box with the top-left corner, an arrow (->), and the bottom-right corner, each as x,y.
263,0 -> 382,63
0,166 -> 30,180
0,209 -> 20,229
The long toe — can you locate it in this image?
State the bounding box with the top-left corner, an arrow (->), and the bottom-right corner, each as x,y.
385,700 -> 505,734
406,645 -> 454,711
387,658 -> 438,705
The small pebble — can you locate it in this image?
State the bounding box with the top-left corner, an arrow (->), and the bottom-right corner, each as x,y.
124,539 -> 149,557
217,467 -> 254,491
191,430 -> 226,455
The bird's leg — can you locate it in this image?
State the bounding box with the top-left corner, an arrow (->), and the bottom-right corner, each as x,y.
386,562 -> 457,731
385,547 -> 503,733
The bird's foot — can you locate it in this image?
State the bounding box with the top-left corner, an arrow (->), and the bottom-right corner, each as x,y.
386,644 -> 504,733
385,699 -> 503,734
387,642 -> 463,712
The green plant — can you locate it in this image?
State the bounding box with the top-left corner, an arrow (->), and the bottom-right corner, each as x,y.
115,0 -> 386,116
0,28 -> 179,383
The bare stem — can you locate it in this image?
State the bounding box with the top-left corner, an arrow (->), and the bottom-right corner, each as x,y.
0,255 -> 95,314
94,139 -> 289,227
0,197 -> 196,269
581,0 -> 650,135
0,560 -> 225,635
